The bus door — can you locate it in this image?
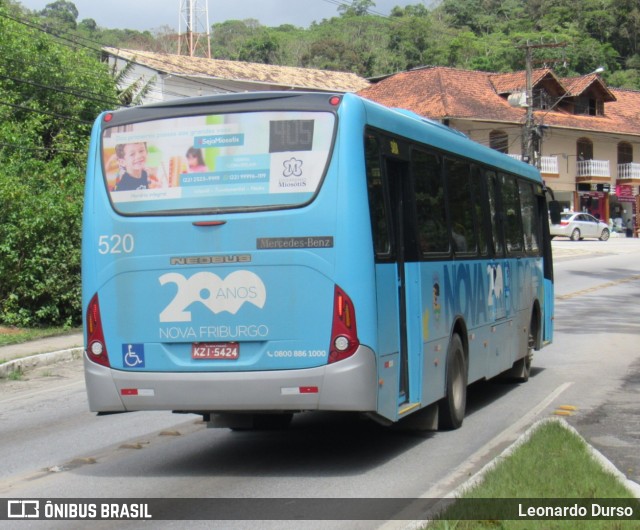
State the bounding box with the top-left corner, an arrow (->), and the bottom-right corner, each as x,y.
366,134 -> 423,421
485,171 -> 513,377
487,171 -> 508,324
539,192 -> 555,344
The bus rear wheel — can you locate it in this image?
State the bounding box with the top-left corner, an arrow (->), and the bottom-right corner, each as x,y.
509,341 -> 532,382
438,333 -> 467,430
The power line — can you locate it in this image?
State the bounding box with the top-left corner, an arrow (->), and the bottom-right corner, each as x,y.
0,13 -> 124,111
0,11 -> 102,55
0,9 -> 239,150
0,141 -> 85,155
0,100 -> 93,125
1,11 -> 248,106
0,72 -> 120,107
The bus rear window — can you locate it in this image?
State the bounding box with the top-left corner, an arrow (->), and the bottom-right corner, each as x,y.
101,111 -> 335,215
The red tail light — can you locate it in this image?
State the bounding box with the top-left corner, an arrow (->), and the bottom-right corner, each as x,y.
560,221 -> 569,226
86,294 -> 110,367
329,285 -> 359,364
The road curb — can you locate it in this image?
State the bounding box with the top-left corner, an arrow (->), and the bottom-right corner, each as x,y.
392,418 -> 640,530
0,347 -> 83,378
450,417 -> 640,500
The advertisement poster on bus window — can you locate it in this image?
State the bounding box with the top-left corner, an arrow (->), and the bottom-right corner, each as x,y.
101,111 -> 335,214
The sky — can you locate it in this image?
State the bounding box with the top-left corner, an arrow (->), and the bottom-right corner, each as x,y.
17,0 -> 431,31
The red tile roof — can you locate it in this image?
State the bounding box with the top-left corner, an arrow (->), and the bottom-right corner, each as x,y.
359,66 -> 523,122
560,75 -> 616,101
489,68 -> 561,94
358,66 -> 640,137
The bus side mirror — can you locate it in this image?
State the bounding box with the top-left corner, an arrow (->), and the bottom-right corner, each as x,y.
548,201 -> 561,225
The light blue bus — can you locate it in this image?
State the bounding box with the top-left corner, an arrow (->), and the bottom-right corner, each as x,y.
83,91 -> 555,430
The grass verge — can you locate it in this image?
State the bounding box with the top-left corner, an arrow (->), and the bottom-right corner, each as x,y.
427,419 -> 638,529
0,326 -> 80,348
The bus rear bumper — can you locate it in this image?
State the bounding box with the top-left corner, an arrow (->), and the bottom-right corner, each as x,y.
84,346 -> 377,414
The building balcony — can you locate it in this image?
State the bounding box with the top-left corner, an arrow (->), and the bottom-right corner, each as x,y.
507,155 -> 559,175
540,156 -> 559,175
617,162 -> 640,182
576,159 -> 610,181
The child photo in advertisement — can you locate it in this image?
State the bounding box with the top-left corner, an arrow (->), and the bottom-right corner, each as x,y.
113,142 -> 150,191
185,147 -> 208,173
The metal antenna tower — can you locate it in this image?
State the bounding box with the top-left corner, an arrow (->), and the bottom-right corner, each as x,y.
178,0 -> 211,58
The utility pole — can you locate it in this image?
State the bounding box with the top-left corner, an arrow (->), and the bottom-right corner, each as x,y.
517,42 -> 566,168
523,44 -> 535,166
178,0 -> 212,58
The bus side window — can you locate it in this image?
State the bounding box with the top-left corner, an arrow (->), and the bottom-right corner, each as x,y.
486,171 -> 505,257
499,173 -> 525,255
445,158 -> 477,256
471,165 -> 489,257
518,180 -> 541,255
411,150 -> 449,255
365,134 -> 391,258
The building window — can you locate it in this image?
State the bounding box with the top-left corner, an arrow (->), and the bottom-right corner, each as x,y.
489,130 -> 509,153
573,97 -> 604,116
577,138 -> 593,161
533,88 -> 554,110
618,142 -> 633,165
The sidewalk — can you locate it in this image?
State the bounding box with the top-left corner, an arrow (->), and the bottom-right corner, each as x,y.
551,233 -> 640,261
0,332 -> 83,378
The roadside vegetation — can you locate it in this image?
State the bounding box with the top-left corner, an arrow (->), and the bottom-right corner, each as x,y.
1,1 -> 117,328
427,420 -> 639,529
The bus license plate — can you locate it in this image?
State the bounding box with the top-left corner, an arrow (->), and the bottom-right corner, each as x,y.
192,342 -> 239,360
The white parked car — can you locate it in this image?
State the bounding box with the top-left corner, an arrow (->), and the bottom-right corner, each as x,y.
550,212 -> 610,241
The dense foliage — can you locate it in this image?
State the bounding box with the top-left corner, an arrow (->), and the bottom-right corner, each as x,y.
0,0 -> 117,326
211,0 -> 639,86
22,0 -> 640,86
1,0 -> 639,327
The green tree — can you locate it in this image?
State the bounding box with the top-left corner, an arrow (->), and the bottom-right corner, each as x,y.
436,0 -> 636,83
211,19 -> 262,60
610,0 -> 640,71
109,59 -> 156,106
388,5 -> 451,70
0,2 -> 118,326
238,29 -> 281,64
338,0 -> 376,17
302,11 -> 394,76
78,17 -> 97,32
38,0 -> 78,31
95,27 -> 157,50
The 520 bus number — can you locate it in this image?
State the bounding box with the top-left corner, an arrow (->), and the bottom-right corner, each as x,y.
98,234 -> 135,254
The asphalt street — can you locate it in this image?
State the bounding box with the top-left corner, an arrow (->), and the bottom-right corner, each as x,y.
1,237 -> 639,499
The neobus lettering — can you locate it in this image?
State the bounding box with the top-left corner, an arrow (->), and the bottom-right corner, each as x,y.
170,255 -> 252,266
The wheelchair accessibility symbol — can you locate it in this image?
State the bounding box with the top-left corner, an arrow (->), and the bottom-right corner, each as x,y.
123,343 -> 145,368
